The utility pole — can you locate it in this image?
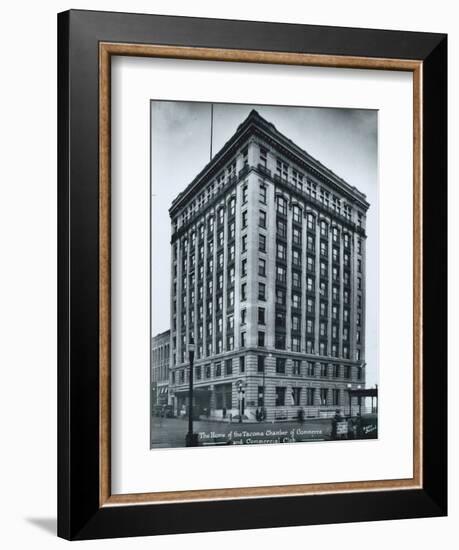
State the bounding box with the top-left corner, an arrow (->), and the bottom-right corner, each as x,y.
185,341 -> 198,447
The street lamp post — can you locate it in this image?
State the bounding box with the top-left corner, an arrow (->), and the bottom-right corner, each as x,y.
185,342 -> 198,447
347,383 -> 352,417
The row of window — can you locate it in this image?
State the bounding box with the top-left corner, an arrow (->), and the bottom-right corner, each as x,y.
171,356 -> 363,385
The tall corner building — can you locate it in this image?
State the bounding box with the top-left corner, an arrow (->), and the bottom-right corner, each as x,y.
168,109 -> 369,421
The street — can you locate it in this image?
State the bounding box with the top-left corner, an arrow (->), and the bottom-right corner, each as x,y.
151,416 -> 334,448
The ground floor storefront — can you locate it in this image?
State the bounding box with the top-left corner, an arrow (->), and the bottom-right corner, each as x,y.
170,380 -> 372,422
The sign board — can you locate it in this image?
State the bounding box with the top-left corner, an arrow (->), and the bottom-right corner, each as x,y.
336,421 -> 348,435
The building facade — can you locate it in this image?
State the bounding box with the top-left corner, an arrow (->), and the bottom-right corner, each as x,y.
151,330 -> 170,408
168,110 -> 369,421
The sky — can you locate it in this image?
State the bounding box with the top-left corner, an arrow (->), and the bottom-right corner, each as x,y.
151,101 -> 378,385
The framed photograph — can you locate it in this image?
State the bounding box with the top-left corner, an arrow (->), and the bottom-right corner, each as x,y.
58,9 -> 447,540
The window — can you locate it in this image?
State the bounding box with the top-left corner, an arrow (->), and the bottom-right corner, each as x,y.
292,169 -> 304,191
240,309 -> 246,325
292,248 -> 301,266
240,332 -> 246,347
332,226 -> 339,242
241,258 -> 247,277
332,246 -> 339,263
292,270 -> 301,289
332,324 -> 338,339
258,331 -> 265,347
332,285 -> 339,302
242,147 -> 248,165
258,307 -> 266,325
357,259 -> 362,273
215,362 -> 222,377
306,362 -> 315,376
292,205 -> 302,223
225,359 -> 233,376
227,289 -> 234,308
292,387 -> 301,406
241,283 -> 247,301
218,207 -> 224,225
306,387 -> 315,405
218,230 -> 224,247
228,266 -> 235,285
319,341 -> 326,355
258,258 -> 266,277
320,220 -> 328,237
239,356 -> 245,373
320,240 -> 328,257
228,221 -> 235,240
320,281 -> 327,296
241,235 -> 247,252
357,238 -> 362,254
277,242 -> 286,260
320,321 -> 327,337
292,314 -> 301,332
344,365 -> 351,379
229,197 -> 236,217
307,297 -> 314,314
307,213 -> 315,230
291,336 -> 300,352
276,288 -> 286,306
258,283 -> 266,301
333,364 -> 340,378
259,146 -> 268,167
306,318 -> 314,335
276,387 -> 286,406
257,355 -> 265,373
357,366 -> 363,380
332,389 -> 340,406
307,276 -> 314,293
357,276 -> 362,290
228,243 -> 235,262
276,159 -> 289,180
275,333 -> 286,349
357,312 -> 362,326
292,292 -> 301,309
259,234 -> 266,252
292,359 -> 301,375
306,339 -> 314,353
293,227 -> 301,245
276,358 -> 286,374
320,388 -> 328,406
277,218 -> 287,238
242,210 -> 248,229
343,233 -> 350,248
277,195 -> 287,215
332,305 -> 338,320
276,265 -> 286,284
227,314 -> 234,331
307,255 -> 315,272
259,183 -> 267,204
205,365 -> 211,379
259,210 -> 267,228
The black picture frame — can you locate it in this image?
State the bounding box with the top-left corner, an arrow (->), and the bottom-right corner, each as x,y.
58,9 -> 447,540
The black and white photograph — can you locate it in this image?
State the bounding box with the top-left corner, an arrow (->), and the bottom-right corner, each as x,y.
150,101 -> 378,449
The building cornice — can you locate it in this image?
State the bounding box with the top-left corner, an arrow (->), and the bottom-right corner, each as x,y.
169,109 -> 370,218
